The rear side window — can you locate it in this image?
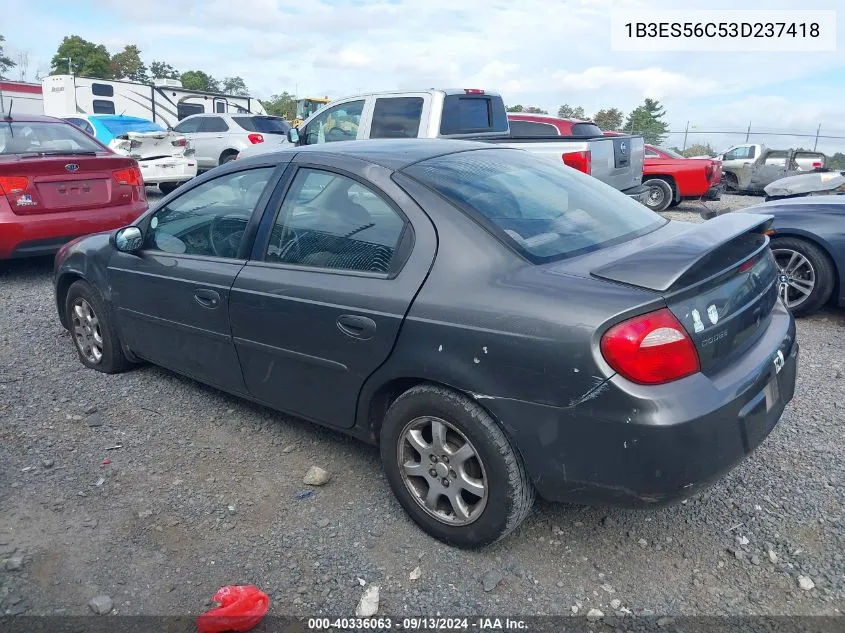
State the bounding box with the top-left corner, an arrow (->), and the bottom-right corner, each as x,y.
201,117 -> 229,132
65,117 -> 95,137
92,100 -> 115,114
439,94 -> 508,136
233,116 -> 291,134
569,122 -> 603,137
405,149 -> 665,263
508,120 -> 559,137
370,97 -> 424,138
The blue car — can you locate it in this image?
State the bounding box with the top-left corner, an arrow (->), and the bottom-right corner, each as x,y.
62,114 -> 166,145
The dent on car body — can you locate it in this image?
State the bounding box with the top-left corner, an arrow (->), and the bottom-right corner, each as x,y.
764,171 -> 845,199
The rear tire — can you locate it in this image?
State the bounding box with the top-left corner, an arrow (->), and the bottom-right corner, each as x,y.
380,384 -> 534,548
770,237 -> 835,317
724,172 -> 739,192
643,178 -> 673,212
65,280 -> 133,373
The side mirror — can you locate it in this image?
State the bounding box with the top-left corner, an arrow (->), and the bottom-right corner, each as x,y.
287,127 -> 300,145
114,226 -> 143,253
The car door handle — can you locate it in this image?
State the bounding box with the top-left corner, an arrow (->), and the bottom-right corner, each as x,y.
336,314 -> 376,340
194,288 -> 221,309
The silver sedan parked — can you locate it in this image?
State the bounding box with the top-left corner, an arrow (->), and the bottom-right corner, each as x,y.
171,114 -> 291,170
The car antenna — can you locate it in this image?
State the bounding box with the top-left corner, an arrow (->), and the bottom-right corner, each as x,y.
2,99 -> 13,121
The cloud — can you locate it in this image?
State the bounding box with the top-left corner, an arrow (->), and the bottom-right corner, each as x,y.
551,66 -> 723,100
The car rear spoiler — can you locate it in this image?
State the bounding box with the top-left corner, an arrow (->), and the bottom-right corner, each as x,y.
590,213 -> 774,292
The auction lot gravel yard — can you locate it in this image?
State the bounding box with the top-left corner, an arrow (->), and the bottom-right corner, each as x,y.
1,193 -> 843,618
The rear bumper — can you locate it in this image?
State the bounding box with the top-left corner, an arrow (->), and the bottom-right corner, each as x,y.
138,157 -> 198,184
0,201 -> 146,260
704,182 -> 725,201
485,301 -> 798,507
622,184 -> 650,205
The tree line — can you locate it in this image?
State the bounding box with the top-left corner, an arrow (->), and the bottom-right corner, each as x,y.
507,99 -> 670,146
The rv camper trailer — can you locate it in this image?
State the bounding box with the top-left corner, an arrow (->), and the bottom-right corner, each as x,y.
41,75 -> 266,128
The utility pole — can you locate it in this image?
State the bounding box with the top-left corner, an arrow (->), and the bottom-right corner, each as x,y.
61,56 -> 73,75
813,123 -> 821,151
682,121 -> 689,151
745,121 -> 751,142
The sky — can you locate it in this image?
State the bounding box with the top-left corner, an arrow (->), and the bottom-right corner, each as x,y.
3,0 -> 845,154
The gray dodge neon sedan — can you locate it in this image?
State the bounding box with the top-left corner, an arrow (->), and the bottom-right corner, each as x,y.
53,139 -> 798,548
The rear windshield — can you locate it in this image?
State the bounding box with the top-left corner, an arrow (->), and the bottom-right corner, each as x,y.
439,94 -> 508,136
101,119 -> 166,135
233,116 -> 291,134
570,122 -> 604,137
404,149 -> 666,263
0,121 -> 103,155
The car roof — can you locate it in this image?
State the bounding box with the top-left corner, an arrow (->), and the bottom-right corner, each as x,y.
280,138 -> 511,170
1,113 -> 66,124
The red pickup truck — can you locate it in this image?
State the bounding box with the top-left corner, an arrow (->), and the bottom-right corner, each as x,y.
604,132 -> 724,211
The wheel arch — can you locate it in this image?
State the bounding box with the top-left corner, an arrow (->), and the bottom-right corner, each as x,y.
643,174 -> 679,201
219,147 -> 240,164
55,271 -> 85,329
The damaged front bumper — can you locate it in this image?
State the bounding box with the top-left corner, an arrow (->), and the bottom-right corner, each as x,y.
484,301 -> 798,507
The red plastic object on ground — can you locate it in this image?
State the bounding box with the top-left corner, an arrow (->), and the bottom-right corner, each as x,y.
196,585 -> 270,633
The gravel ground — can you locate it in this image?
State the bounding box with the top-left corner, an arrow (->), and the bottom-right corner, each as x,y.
1,190 -> 843,619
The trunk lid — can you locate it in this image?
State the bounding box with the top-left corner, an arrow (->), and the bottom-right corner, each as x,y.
0,153 -> 144,215
569,214 -> 779,373
109,131 -> 191,161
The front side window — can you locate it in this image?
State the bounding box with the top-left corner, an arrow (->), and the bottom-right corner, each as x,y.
144,168 -> 274,258
370,97 -> 424,138
302,100 -> 365,145
265,168 -> 406,274
405,149 -> 666,263
173,117 -> 202,134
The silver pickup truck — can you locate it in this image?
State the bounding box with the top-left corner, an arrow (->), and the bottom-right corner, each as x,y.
237,89 -> 647,202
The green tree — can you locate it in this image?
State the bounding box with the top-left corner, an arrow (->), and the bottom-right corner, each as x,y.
557,104 -> 585,119
827,152 -> 845,170
221,76 -> 248,96
110,45 -> 148,82
593,107 -> 624,131
51,35 -> 112,78
149,60 -> 180,80
180,70 -> 219,92
524,106 -> 548,114
262,92 -> 296,120
624,98 -> 670,145
682,142 -> 715,157
506,104 -> 524,112
0,35 -> 15,79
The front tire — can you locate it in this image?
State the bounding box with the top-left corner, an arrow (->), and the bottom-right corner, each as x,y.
158,181 -> 183,195
380,384 -> 534,548
65,280 -> 132,374
770,237 -> 835,317
643,178 -> 673,212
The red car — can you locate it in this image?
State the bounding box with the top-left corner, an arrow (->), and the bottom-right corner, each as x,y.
0,114 -> 146,259
604,131 -> 723,211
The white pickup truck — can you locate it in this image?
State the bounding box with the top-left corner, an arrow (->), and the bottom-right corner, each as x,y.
237,89 -> 648,202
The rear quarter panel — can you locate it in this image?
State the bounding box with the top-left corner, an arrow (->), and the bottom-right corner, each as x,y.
644,158 -> 711,197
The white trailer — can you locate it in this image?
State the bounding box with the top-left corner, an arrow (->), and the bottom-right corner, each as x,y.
0,81 -> 44,116
41,75 -> 266,128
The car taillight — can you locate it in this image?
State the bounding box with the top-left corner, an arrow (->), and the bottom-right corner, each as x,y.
562,150 -> 591,174
248,133 -> 264,144
171,137 -> 187,147
812,161 -> 822,169
0,176 -> 29,195
600,308 -> 700,385
705,163 -> 714,181
113,167 -> 143,186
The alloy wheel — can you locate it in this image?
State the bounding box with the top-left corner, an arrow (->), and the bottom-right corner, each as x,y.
397,416 -> 488,526
71,298 -> 104,364
772,248 -> 816,309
